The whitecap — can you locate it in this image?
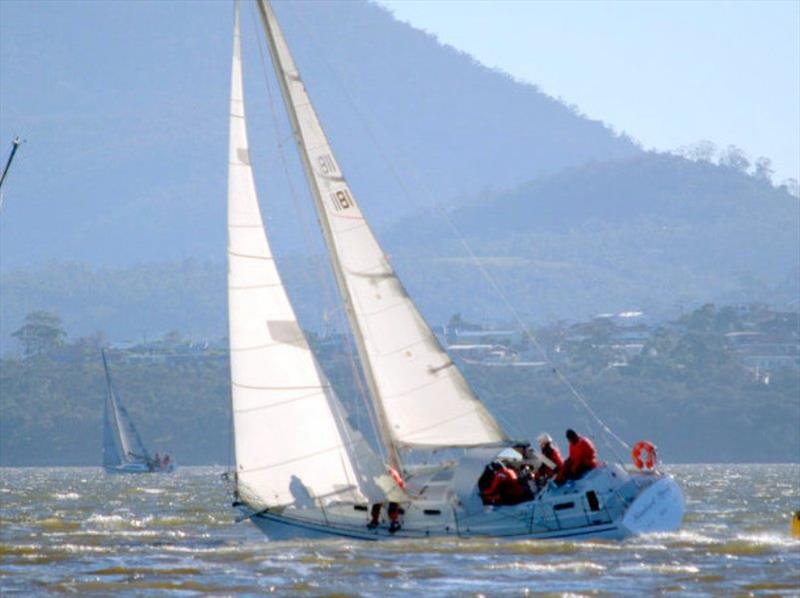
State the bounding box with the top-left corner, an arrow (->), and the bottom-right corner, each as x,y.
735,532 -> 800,548
617,563 -> 700,575
495,561 -> 606,573
85,514 -> 127,528
53,492 -> 80,500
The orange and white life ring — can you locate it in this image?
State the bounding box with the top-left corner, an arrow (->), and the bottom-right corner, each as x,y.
631,440 -> 657,470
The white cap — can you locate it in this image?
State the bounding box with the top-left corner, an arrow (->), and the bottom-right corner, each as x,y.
537,433 -> 552,447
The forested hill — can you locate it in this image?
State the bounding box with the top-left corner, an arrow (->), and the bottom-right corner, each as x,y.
1,153 -> 798,349
1,304 -> 797,465
385,153 -> 799,322
0,0 -> 638,268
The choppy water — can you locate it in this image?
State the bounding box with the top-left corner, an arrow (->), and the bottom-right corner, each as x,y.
1,465 -> 798,597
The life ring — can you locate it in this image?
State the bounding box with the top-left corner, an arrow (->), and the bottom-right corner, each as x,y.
389,467 -> 406,489
631,441 -> 657,470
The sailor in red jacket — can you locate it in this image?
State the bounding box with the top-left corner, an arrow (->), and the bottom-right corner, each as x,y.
535,433 -> 563,480
481,461 -> 525,505
560,429 -> 598,483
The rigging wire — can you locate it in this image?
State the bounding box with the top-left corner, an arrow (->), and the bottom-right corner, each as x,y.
285,4 -> 630,463
246,3 -> 387,463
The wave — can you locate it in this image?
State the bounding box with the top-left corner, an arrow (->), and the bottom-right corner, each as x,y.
52,492 -> 80,500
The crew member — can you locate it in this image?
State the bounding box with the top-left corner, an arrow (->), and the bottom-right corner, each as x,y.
559,429 -> 598,483
481,461 -> 525,506
366,502 -> 403,532
535,433 -> 563,480
367,503 -> 382,529
387,502 -> 402,533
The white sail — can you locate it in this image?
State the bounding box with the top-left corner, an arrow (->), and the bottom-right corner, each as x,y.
256,1 -> 508,452
102,351 -> 149,467
227,6 -> 394,509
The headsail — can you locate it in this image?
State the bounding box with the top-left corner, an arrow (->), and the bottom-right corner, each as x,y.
256,0 -> 508,455
227,5 -> 395,509
101,350 -> 150,467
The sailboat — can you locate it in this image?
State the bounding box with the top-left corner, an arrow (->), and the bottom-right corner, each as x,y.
102,350 -> 174,474
227,0 -> 684,541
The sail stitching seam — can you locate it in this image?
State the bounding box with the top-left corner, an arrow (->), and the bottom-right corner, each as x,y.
233,390 -> 326,413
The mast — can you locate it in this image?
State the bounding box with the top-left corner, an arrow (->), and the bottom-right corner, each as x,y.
255,0 -> 401,471
0,136 -> 21,192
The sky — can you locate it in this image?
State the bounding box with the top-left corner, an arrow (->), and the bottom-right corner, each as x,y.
378,0 -> 800,182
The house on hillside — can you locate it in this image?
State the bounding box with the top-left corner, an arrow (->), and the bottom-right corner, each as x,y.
725,331 -> 800,372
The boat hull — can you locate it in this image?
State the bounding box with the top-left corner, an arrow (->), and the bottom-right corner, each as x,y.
245,471 -> 684,542
620,475 -> 684,535
250,512 -> 627,542
104,463 -> 176,474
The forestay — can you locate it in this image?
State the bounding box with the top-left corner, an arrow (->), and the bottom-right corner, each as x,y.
227,7 -> 392,509
257,0 -> 508,451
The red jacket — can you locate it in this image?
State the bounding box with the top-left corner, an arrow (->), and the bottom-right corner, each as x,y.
542,444 -> 563,470
538,443 -> 563,477
482,466 -> 523,502
568,436 -> 598,474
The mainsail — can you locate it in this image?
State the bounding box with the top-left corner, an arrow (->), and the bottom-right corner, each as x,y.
227,5 -> 393,509
256,0 -> 508,456
101,350 -> 150,467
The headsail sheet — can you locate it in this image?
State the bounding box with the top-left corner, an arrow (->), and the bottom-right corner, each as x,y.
257,0 -> 508,450
227,7 -> 393,508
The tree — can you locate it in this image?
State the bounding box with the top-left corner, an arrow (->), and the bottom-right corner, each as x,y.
12,311 -> 67,356
719,145 -> 750,173
678,140 -> 717,163
753,157 -> 774,182
780,178 -> 799,198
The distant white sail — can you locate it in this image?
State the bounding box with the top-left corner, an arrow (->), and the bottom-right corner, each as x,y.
102,351 -> 150,467
257,0 -> 508,452
227,6 -> 394,508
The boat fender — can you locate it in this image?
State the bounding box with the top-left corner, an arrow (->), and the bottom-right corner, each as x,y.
631,440 -> 657,470
791,511 -> 800,538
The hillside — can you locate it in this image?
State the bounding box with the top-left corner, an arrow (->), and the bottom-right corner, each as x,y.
2,305 -> 797,466
0,0 -> 637,269
387,153 -> 799,322
2,152 -> 796,350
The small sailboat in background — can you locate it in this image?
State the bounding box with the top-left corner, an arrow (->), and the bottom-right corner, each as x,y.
226,0 -> 683,540
102,350 -> 174,474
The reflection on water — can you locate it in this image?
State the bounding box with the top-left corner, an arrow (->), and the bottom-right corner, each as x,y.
1,465 -> 798,596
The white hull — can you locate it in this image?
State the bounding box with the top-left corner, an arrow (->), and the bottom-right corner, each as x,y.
104,463 -> 176,474
242,467 -> 684,542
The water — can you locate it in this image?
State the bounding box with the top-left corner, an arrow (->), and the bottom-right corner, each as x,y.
1,464 -> 798,597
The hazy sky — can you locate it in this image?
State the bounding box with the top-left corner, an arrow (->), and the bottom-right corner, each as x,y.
378,0 -> 800,182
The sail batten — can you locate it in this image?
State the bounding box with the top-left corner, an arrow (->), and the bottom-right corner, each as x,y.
227,4 -> 392,508
256,0 -> 508,454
